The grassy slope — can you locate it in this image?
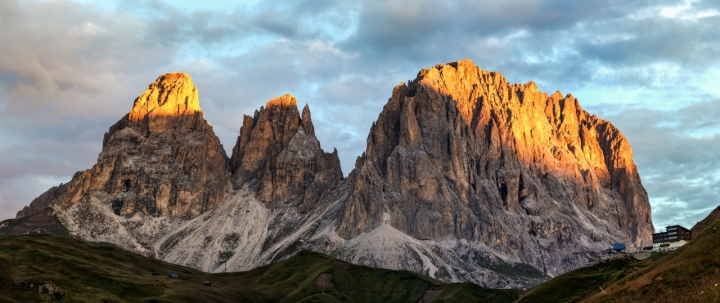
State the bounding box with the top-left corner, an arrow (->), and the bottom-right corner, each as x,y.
519,216 -> 720,303
692,206 -> 720,234
433,283 -> 519,303
517,254 -> 667,303
582,217 -> 720,303
0,234 -> 517,303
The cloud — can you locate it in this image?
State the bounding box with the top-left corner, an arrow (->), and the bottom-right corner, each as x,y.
0,115 -> 105,220
0,0 -> 176,118
576,16 -> 720,69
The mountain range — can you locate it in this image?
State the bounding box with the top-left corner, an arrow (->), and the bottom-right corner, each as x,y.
7,59 -> 654,288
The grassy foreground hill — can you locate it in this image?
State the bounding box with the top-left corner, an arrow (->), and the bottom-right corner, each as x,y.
519,215 -> 720,303
517,253 -> 669,303
582,216 -> 720,303
692,206 -> 720,235
0,234 -> 517,303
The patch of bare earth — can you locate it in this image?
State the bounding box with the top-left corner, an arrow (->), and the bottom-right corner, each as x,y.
315,273 -> 336,291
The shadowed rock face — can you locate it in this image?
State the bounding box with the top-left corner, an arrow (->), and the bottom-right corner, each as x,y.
7,208 -> 62,234
16,183 -> 69,219
230,94 -> 343,209
338,60 -> 653,275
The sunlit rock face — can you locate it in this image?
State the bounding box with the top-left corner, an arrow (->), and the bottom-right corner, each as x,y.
32,73 -> 229,218
127,72 -> 203,133
338,60 -> 654,276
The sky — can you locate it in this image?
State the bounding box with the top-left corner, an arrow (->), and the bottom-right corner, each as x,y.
0,0 -> 719,232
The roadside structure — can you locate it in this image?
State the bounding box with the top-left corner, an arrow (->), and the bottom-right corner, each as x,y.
652,225 -> 692,251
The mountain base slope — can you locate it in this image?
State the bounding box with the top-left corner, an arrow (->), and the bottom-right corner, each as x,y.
520,212 -> 720,303
0,234 -> 519,303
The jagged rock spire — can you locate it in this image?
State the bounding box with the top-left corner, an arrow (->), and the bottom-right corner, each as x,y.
301,103 -> 315,137
230,94 -> 342,208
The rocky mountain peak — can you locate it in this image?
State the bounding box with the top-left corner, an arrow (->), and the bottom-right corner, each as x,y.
340,59 -> 653,276
301,103 -> 315,137
123,72 -> 203,135
265,93 -> 297,109
129,73 -> 200,119
231,94 -> 342,207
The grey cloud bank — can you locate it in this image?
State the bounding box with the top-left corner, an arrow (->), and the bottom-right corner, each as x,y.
1,0 -> 719,232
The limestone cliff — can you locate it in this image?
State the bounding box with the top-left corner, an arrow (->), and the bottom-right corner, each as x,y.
338,60 -> 653,275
